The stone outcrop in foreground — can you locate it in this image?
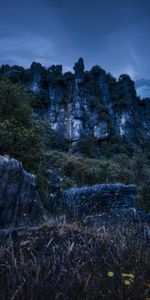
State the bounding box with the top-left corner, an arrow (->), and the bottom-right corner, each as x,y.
64,184 -> 137,218
0,156 -> 45,228
0,154 -> 138,228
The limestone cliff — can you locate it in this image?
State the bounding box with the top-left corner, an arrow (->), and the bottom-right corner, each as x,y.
0,58 -> 150,152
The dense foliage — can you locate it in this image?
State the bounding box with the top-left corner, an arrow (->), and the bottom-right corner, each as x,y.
0,78 -> 43,173
47,151 -> 150,211
0,76 -> 149,210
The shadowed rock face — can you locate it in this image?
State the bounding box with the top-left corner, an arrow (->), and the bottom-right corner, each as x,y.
63,184 -> 137,218
0,156 -> 45,228
1,59 -> 150,150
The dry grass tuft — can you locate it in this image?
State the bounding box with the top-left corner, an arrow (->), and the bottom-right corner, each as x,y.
0,221 -> 150,299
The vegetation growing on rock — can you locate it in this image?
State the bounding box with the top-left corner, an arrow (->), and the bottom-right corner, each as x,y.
0,60 -> 150,210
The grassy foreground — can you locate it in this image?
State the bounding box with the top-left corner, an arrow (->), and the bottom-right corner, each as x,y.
1,220 -> 150,300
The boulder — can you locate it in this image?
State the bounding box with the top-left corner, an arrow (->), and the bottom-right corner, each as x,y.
0,156 -> 45,228
63,184 -> 137,218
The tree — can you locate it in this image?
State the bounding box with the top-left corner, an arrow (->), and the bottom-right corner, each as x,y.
0,78 -> 43,172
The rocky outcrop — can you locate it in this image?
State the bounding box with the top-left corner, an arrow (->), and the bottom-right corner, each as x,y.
73,57 -> 84,82
0,156 -> 45,228
1,58 -> 150,153
63,184 -> 137,218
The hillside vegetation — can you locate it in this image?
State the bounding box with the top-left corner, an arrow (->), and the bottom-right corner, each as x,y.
0,77 -> 149,210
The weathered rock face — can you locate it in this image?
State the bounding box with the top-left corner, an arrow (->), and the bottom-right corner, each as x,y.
0,58 -> 150,151
0,156 -> 45,228
73,57 -> 84,82
63,184 -> 137,218
94,121 -> 109,140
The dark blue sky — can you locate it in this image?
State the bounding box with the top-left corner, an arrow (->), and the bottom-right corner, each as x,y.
0,0 -> 150,88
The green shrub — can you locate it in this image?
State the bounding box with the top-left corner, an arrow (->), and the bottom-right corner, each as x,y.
0,78 -> 32,126
0,78 -> 43,173
47,150 -> 150,211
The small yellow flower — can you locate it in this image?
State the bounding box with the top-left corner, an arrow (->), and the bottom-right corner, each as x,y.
124,279 -> 131,286
121,273 -> 135,279
107,271 -> 114,278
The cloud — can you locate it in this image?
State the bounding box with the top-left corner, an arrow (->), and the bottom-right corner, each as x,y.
123,64 -> 136,78
129,48 -> 140,65
136,86 -> 150,98
0,34 -> 57,67
0,0 -> 150,80
136,78 -> 150,98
